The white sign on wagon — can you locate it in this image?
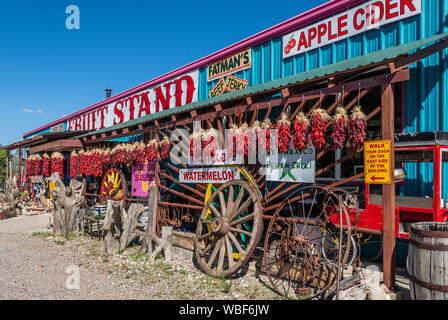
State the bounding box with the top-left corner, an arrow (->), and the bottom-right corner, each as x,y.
265,136 -> 315,183
180,167 -> 240,184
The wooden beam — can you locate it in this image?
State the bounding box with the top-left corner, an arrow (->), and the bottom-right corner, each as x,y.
82,70 -> 409,144
394,37 -> 448,70
381,82 -> 396,291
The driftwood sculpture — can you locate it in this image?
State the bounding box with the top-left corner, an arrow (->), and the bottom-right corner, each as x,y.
140,184 -> 173,263
48,173 -> 85,235
5,177 -> 20,216
36,177 -> 56,227
101,201 -> 146,254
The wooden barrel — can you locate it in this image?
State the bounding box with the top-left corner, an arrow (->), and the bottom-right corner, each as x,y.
407,222 -> 448,300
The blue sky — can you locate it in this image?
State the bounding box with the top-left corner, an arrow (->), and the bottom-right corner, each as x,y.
0,0 -> 327,146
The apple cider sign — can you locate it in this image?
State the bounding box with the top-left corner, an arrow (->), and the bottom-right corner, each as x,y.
283,0 -> 422,58
67,70 -> 199,131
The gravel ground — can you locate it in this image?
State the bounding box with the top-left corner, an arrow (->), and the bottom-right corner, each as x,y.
0,232 -> 283,300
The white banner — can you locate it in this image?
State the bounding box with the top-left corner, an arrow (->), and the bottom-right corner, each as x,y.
283,0 -> 422,59
265,136 -> 315,183
66,70 -> 199,131
179,167 -> 240,184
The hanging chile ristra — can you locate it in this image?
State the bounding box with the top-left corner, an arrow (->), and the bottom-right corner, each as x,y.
101,149 -> 111,168
160,137 -> 171,160
93,149 -> 103,177
26,155 -> 34,176
229,124 -> 239,161
42,154 -> 51,177
203,128 -> 218,161
147,139 -> 158,162
348,106 -> 367,152
190,129 -> 204,162
250,121 -> 262,157
293,112 -> 310,151
276,113 -> 291,153
311,108 -> 331,150
134,142 -> 147,163
51,152 -> 65,178
78,150 -> 87,176
331,107 -> 349,150
260,119 -> 273,153
70,151 -> 78,178
237,123 -> 250,157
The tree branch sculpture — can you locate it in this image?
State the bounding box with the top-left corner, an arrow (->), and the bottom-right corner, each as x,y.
101,201 -> 147,254
48,173 -> 85,235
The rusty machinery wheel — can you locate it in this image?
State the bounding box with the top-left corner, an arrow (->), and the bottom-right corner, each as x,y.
194,180 -> 263,278
263,186 -> 352,299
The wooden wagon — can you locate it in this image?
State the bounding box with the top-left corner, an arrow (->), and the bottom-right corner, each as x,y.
77,34 -> 448,298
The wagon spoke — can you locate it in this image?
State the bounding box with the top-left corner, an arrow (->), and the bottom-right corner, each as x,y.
198,232 -> 213,241
230,227 -> 252,237
230,213 -> 255,226
226,185 -> 235,216
219,191 -> 227,216
230,187 -> 245,219
231,198 -> 252,221
228,231 -> 245,256
201,219 -> 213,225
209,203 -> 222,218
207,238 -> 222,268
224,235 -> 235,267
217,239 -> 226,272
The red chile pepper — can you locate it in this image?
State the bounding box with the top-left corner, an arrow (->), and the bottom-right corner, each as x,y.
293,112 -> 310,151
311,109 -> 331,150
348,106 -> 367,152
331,107 -> 348,150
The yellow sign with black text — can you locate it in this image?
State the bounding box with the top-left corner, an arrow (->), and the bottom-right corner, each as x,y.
364,140 -> 391,185
225,75 -> 248,92
207,49 -> 251,82
208,77 -> 227,98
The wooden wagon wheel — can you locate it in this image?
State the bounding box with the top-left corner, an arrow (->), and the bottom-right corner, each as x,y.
263,186 -> 352,299
101,168 -> 127,201
194,180 -> 263,278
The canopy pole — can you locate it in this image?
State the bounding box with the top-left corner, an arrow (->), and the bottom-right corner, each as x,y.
382,81 -> 396,291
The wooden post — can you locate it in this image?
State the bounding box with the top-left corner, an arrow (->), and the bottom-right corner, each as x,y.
6,150 -> 10,180
381,82 -> 396,291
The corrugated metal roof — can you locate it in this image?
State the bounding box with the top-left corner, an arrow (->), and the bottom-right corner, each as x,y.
79,32 -> 448,139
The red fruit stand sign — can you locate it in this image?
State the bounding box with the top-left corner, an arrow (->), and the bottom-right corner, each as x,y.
364,140 -> 391,185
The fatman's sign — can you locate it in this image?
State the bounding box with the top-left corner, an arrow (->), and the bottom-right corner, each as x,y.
283,0 -> 422,59
207,49 -> 251,82
67,70 -> 199,131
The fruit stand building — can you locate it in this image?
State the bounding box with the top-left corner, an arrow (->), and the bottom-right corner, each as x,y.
18,0 -> 447,199
4,0 -> 448,293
